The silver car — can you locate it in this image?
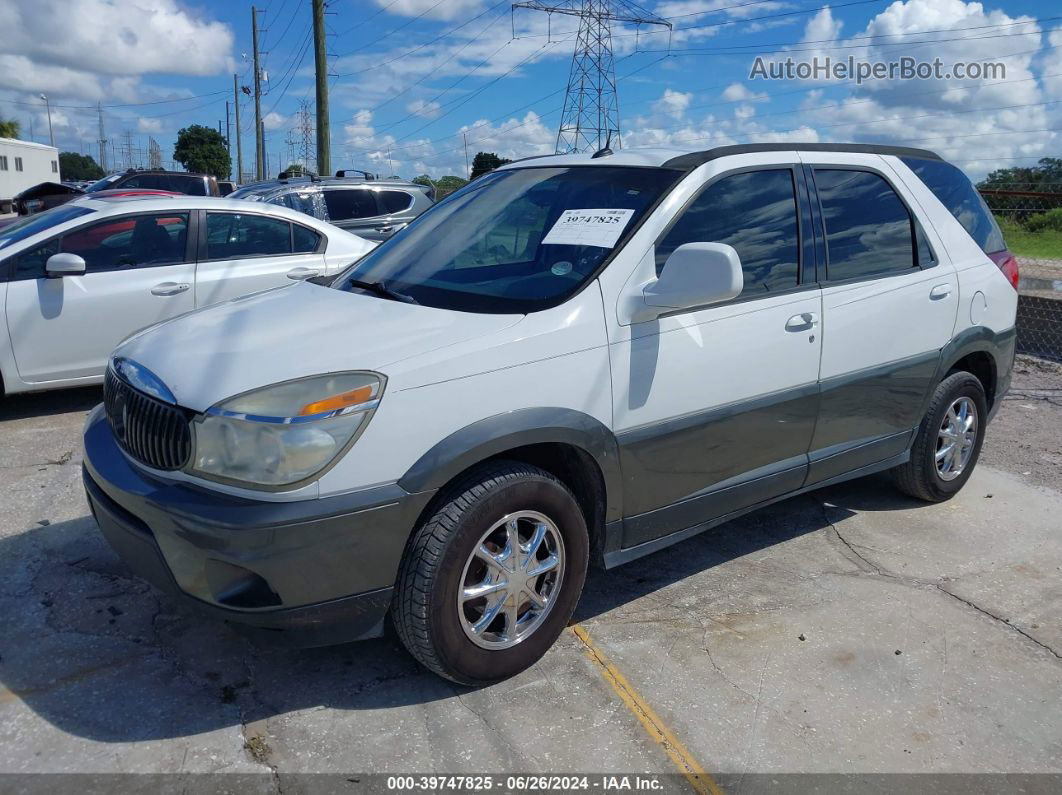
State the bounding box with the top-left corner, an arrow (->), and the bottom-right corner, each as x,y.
230,172 -> 434,242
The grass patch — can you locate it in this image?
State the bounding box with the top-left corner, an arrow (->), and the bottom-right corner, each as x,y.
997,217 -> 1062,260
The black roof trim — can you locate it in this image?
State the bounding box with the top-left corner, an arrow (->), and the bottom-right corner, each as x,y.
661,143 -> 942,170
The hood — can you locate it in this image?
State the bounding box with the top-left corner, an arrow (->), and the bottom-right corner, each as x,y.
114,282 -> 522,411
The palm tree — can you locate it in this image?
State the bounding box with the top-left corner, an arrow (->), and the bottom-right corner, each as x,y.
0,117 -> 20,139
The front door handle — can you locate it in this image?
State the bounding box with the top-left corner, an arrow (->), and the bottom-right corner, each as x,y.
151,282 -> 190,296
374,225 -> 394,233
785,312 -> 819,332
286,266 -> 321,280
930,284 -> 952,300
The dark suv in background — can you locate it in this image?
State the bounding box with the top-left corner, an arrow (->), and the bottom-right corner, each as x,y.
230,172 -> 433,242
13,168 -> 221,215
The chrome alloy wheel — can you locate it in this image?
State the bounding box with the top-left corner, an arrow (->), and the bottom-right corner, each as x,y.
936,396 -> 978,481
458,511 -> 565,650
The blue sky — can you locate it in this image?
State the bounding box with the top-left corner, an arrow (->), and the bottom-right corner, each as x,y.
1,0 -> 1059,181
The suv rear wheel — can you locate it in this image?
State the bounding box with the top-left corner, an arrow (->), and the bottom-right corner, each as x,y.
392,461 -> 588,685
891,371 -> 988,502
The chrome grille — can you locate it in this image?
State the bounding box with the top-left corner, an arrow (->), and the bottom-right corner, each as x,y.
104,368 -> 191,471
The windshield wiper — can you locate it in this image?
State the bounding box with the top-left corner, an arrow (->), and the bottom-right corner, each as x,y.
347,278 -> 418,304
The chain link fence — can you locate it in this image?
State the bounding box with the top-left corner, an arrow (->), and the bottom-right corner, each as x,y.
979,186 -> 1062,362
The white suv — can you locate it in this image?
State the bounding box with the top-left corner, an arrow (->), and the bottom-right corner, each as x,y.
0,195 -> 373,394
82,144 -> 1018,684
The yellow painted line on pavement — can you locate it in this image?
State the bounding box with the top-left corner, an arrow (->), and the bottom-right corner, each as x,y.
570,624 -> 724,795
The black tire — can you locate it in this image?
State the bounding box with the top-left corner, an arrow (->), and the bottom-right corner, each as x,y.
392,460 -> 589,685
891,371 -> 988,502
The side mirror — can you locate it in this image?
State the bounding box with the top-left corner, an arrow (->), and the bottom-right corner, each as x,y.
45,252 -> 86,277
638,242 -> 743,320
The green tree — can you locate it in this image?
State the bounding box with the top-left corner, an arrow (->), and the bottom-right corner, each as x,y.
412,174 -> 432,187
470,151 -> 511,179
436,175 -> 468,189
58,152 -> 105,180
282,163 -> 314,177
0,117 -> 20,139
173,124 -> 231,178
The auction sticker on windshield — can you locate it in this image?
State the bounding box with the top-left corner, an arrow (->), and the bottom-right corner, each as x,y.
541,208 -> 635,248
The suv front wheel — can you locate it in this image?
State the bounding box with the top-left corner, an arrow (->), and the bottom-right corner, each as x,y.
393,461 -> 589,685
891,371 -> 988,502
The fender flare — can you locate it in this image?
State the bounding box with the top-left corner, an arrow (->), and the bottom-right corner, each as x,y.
397,407 -> 624,523
925,325 -> 1016,414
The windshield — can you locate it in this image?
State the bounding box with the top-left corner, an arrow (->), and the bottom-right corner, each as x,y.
84,173 -> 124,193
0,205 -> 96,250
336,166 -> 678,313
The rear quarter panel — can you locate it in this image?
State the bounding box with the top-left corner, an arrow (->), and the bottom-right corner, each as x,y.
884,156 -> 1018,336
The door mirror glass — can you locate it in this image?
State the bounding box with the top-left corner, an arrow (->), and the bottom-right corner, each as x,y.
640,242 -> 743,318
45,252 -> 86,277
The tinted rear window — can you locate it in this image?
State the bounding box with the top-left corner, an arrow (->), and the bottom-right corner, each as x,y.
901,157 -> 1005,254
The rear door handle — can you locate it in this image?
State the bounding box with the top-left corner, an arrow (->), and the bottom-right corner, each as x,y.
286,266 -> 321,280
930,284 -> 952,300
151,282 -> 190,296
785,312 -> 819,332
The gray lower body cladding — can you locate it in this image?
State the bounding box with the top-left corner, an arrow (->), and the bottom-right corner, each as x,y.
82,405 -> 435,646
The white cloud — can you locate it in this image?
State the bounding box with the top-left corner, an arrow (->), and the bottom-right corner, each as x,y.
263,112 -> 288,131
374,0 -> 486,22
407,99 -> 442,118
721,83 -> 767,102
653,89 -> 692,118
0,0 -> 233,78
137,117 -> 162,134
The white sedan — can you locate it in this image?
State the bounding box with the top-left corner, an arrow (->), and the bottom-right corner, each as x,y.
0,194 -> 374,395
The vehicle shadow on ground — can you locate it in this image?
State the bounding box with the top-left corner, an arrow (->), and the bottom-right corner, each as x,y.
0,474 -> 924,743
0,386 -> 101,420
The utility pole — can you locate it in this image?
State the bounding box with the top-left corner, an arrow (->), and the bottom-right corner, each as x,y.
514,1 -> 671,153
224,101 -> 231,178
233,74 -> 243,184
312,0 -> 331,177
252,5 -> 264,180
97,102 -> 107,172
40,94 -> 54,147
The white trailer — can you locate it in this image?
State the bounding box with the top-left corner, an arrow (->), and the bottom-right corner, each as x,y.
0,138 -> 60,213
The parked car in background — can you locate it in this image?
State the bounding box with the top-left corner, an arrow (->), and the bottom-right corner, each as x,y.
0,194 -> 373,395
230,173 -> 433,242
81,143 -> 1017,684
12,168 -> 222,216
0,137 -> 60,213
217,180 -> 237,196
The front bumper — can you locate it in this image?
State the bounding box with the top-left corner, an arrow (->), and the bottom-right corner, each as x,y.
82,405 -> 435,647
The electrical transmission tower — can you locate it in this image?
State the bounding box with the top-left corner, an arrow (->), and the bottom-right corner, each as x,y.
513,1 -> 670,154
148,137 -> 162,170
295,100 -> 316,175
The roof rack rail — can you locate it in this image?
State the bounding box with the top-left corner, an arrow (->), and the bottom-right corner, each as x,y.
335,169 -> 376,180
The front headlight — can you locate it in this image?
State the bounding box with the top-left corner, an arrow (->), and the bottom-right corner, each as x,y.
190,372 -> 383,489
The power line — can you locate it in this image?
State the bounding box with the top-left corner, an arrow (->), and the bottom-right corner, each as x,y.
334,0 -> 450,59
334,0 -> 510,77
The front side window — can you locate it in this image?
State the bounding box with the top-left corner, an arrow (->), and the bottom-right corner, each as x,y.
815,169 -> 917,280
339,166 -> 679,313
205,212 -> 292,259
323,188 -> 379,221
10,212 -> 189,279
656,169 -> 800,296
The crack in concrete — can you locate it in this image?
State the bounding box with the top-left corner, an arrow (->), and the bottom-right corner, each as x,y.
817,500 -> 1062,662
